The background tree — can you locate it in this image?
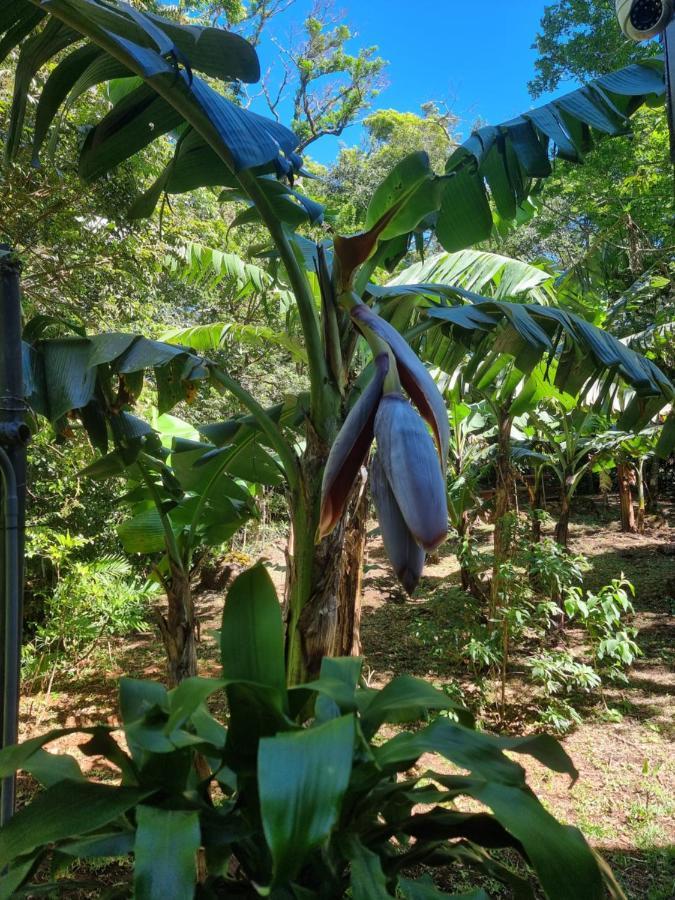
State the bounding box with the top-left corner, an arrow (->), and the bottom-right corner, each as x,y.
317,103 -> 459,233
261,1 -> 386,152
529,0 -> 660,96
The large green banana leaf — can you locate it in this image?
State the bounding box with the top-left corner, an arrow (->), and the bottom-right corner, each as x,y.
435,59 -> 665,252
422,297 -> 673,447
163,321 -> 308,364
2,1 -> 665,252
376,249 -> 556,305
2,0 -> 300,177
362,248 -> 675,454
24,330 -> 207,435
163,242 -> 273,296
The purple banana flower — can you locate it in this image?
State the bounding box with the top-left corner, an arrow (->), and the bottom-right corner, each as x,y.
374,393 -> 448,551
319,353 -> 389,539
351,303 -> 450,466
370,452 -> 425,595
319,307 -> 448,592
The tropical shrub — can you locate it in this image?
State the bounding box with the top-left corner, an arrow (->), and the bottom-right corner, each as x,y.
530,651 -> 602,734
0,565 -> 624,899
23,529 -> 155,681
565,576 -> 641,682
524,538 -> 588,601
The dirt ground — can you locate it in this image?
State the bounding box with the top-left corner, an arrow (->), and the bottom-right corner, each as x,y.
15,499 -> 675,899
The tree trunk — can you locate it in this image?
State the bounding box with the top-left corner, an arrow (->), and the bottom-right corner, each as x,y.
457,510 -> 485,601
334,487 -> 368,656
554,492 -> 571,548
284,419 -> 367,684
636,458 -> 645,534
531,469 -> 544,543
157,561 -> 197,687
584,468 -> 594,496
617,463 -> 637,534
647,455 -> 659,513
490,411 -> 514,618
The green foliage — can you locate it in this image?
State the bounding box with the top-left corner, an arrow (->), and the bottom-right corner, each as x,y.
381,253 -> 674,457
0,565 -> 619,899
524,538 -> 588,599
23,529 -> 155,679
530,0 -> 660,97
524,575 -> 641,734
319,104 -> 458,234
387,248 -> 556,305
426,525 -> 640,734
530,651 -> 601,734
3,0 -> 672,695
531,651 -> 602,696
565,576 -> 641,681
509,0 -> 673,360
288,11 -> 386,151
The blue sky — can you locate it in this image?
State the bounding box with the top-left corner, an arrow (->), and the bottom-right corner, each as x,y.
249,0 -> 578,163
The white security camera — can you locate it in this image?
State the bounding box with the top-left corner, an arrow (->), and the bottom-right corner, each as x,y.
616,0 -> 674,41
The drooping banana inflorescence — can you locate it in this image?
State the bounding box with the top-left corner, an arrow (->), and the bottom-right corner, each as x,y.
320,298 -> 449,595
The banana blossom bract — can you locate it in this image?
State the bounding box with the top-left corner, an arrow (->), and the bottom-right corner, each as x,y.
320,310 -> 448,594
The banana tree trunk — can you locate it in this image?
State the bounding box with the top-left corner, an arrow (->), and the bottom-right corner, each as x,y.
636,457 -> 645,534
647,455 -> 659,513
554,492 -> 571,548
157,561 -> 197,687
531,468 -> 544,543
284,414 -> 367,684
334,488 -> 368,657
617,463 -> 637,534
490,410 -> 514,618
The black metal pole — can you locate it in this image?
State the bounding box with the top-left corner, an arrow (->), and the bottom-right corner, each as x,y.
0,245 -> 29,827
0,448 -> 20,826
663,18 -> 675,165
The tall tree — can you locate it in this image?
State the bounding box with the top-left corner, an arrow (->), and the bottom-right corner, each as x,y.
260,1 -> 386,151
529,0 -> 659,96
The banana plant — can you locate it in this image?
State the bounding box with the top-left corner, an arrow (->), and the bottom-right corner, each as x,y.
22,318 -> 307,684
518,408 -> 620,548
3,0 -> 673,684
82,411 -> 268,686
590,425 -> 662,534
444,385 -> 491,600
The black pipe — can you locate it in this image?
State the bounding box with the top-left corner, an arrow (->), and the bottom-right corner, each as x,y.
0,245 -> 28,827
0,447 -> 20,826
664,18 -> 675,165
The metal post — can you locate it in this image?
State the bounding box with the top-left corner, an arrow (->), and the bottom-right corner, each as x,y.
0,245 -> 29,827
663,17 -> 675,165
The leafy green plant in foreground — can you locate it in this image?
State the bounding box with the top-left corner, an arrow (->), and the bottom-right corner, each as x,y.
530,651 -> 601,734
0,565 -> 624,899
